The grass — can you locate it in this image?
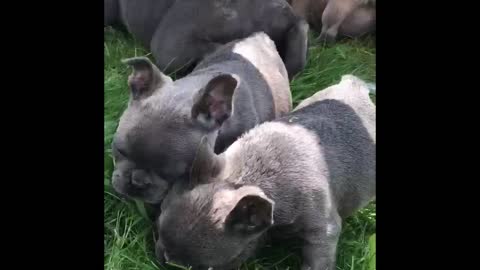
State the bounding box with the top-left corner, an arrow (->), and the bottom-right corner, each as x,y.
104,27 -> 376,270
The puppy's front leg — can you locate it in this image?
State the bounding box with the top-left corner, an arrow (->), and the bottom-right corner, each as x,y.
301,215 -> 342,270
283,19 -> 309,80
302,244 -> 334,270
154,237 -> 166,264
154,217 -> 166,264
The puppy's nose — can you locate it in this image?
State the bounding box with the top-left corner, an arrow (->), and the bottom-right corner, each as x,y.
112,171 -> 121,181
131,169 -> 150,188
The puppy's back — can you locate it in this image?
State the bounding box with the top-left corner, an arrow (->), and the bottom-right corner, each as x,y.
295,75 -> 375,142
195,32 -> 292,117
280,76 -> 375,217
230,32 -> 292,116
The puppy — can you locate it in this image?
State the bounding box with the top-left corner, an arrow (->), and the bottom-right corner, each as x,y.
111,32 -> 292,205
156,75 -> 375,270
288,0 -> 376,43
104,0 -> 308,79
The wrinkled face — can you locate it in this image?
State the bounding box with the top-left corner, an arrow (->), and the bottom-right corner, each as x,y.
111,121 -> 207,204
156,183 -> 273,270
111,57 -> 239,204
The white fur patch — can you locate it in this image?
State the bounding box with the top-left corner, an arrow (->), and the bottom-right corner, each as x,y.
231,32 -> 291,117
232,33 -> 277,67
293,75 -> 375,142
326,222 -> 336,236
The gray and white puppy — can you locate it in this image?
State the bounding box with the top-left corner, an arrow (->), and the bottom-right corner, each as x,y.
104,0 -> 308,79
156,75 -> 375,270
112,32 -> 292,205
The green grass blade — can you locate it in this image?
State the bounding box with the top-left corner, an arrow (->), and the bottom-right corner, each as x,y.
368,234 -> 376,270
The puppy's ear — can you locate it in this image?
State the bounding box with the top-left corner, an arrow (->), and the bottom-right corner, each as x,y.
122,57 -> 172,100
191,74 -> 239,130
225,188 -> 274,235
189,136 -> 224,188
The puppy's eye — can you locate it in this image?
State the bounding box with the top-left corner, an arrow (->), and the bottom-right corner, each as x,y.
117,147 -> 128,157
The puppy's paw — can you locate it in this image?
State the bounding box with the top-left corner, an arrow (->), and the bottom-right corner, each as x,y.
301,264 -> 312,270
317,32 -> 336,45
155,239 -> 166,264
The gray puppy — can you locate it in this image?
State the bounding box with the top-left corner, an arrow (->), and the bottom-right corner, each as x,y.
104,0 -> 308,79
156,75 -> 375,270
112,32 -> 292,205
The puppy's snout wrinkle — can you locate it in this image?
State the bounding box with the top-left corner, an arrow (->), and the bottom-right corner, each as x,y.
131,169 -> 150,187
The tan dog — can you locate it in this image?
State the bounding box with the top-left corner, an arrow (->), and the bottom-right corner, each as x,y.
288,0 -> 375,43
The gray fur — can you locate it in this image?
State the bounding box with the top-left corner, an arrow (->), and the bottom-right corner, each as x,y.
112,32 -> 292,205
104,0 -> 308,79
156,75 -> 375,270
104,0 -> 120,26
104,0 -> 175,46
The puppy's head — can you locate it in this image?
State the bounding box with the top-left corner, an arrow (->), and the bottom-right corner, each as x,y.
112,57 -> 239,204
156,137 -> 274,269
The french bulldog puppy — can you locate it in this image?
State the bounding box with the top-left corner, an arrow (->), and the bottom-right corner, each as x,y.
104,0 -> 308,79
287,0 -> 376,43
155,75 -> 375,270
112,32 -> 292,205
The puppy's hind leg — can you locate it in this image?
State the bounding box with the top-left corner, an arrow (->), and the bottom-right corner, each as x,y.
283,19 -> 309,80
317,0 -> 360,44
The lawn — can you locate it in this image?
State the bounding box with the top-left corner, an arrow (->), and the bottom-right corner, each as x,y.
104,27 -> 376,270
